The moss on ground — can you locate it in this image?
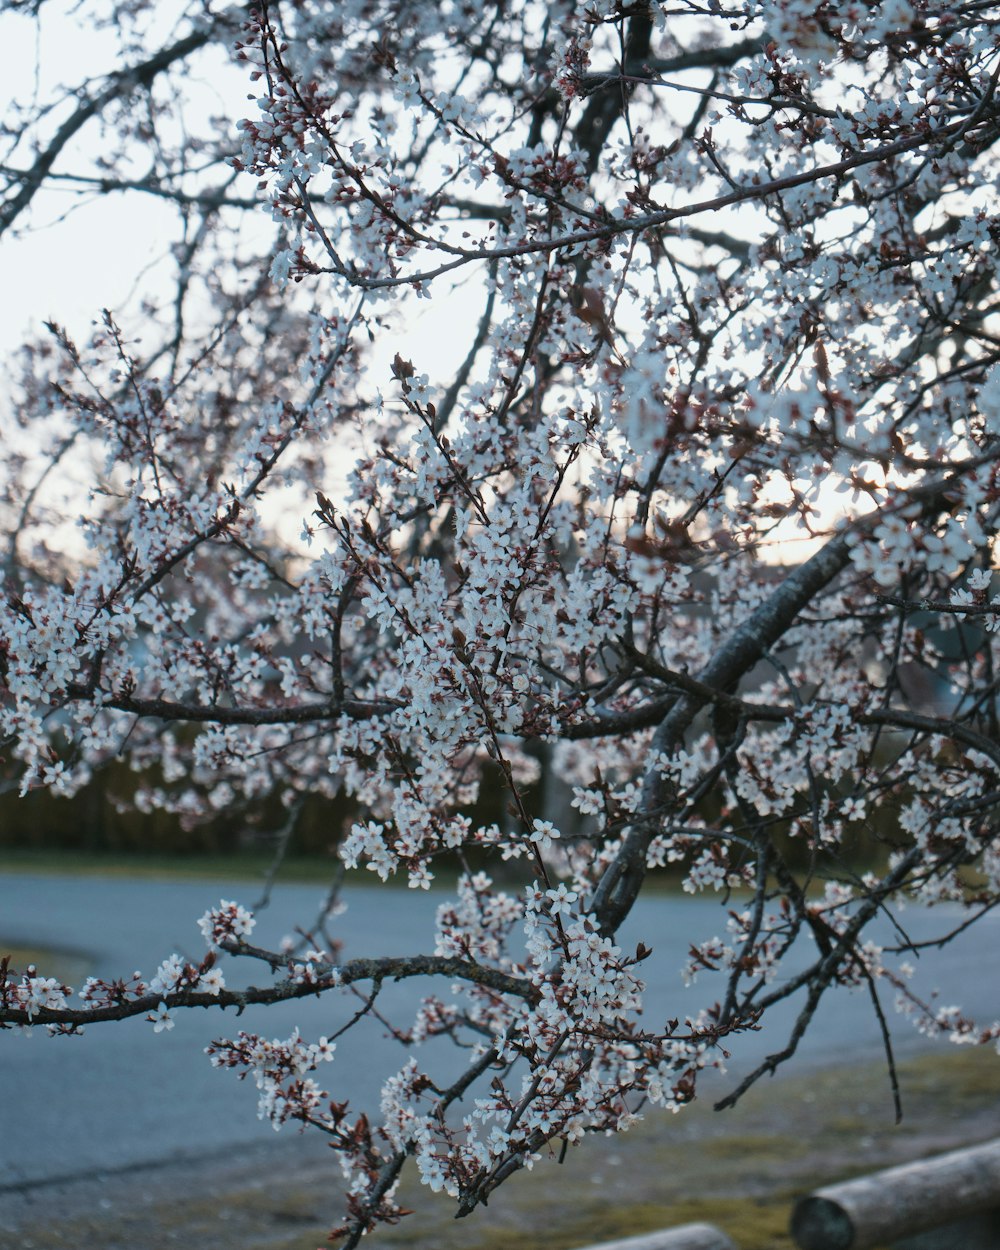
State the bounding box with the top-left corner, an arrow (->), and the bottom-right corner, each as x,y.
317,1046 -> 1000,1250
0,942 -> 93,986
5,1044 -> 997,1250
0,847 -> 341,883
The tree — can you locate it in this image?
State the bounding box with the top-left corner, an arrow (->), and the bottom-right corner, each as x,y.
2,0 -> 1000,1243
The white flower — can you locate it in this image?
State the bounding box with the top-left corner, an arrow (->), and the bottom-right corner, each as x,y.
545,883 -> 578,915
149,1001 -> 174,1033
313,1036 -> 336,1062
840,797 -> 866,821
408,864 -> 433,889
198,967 -> 226,996
269,247 -> 295,287
149,954 -> 185,995
529,819 -> 559,850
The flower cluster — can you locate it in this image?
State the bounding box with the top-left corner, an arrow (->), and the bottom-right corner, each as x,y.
0,967 -> 70,1023
206,1029 -> 336,1129
197,900 -> 257,950
3,0 -> 1000,1243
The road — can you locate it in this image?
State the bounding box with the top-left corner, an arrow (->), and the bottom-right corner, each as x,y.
1,871 -> 997,1189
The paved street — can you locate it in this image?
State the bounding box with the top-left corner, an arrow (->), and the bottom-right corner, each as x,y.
1,871 -> 997,1189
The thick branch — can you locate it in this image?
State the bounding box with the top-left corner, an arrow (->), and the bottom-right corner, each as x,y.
338,111 -> 1000,291
0,950 -> 538,1030
0,11 -> 240,237
65,689 -> 398,726
592,457 -> 995,935
573,8 -> 654,174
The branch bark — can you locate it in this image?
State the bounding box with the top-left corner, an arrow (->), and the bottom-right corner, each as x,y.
0,9 -> 241,238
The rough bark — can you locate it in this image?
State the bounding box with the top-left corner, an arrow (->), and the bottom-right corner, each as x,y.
791,1139 -> 1000,1250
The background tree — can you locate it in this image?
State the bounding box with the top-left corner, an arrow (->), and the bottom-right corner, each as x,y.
2,0 -> 1000,1244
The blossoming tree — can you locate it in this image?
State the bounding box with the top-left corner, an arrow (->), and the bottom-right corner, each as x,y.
3,0 -> 1000,1242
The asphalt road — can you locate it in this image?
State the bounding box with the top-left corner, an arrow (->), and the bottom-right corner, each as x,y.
1,871 -> 997,1189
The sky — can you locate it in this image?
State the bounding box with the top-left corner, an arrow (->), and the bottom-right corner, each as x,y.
1,3 -> 495,380
2,4 -> 247,356
1,2 -> 856,564
1,2 -> 497,557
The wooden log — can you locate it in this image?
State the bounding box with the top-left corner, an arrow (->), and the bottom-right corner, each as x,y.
891,1209 -> 1000,1250
580,1225 -> 737,1250
791,1138 -> 1000,1250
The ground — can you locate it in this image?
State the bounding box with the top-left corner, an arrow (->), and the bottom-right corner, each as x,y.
2,1044 -> 998,1250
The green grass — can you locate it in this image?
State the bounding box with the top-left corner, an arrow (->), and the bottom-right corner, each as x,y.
1,942 -> 94,984
0,846 -> 729,901
0,846 -> 342,883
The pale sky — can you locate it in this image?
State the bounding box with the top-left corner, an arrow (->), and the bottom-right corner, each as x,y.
2,4 -> 856,564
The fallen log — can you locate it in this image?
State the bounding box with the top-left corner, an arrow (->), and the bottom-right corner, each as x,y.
791,1137 -> 1000,1250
